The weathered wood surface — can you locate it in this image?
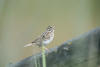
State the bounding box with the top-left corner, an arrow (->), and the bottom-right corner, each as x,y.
9,28 -> 100,67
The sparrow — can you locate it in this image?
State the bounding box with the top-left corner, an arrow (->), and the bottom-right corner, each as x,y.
24,25 -> 55,50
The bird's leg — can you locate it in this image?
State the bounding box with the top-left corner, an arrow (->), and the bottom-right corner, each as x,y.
44,47 -> 49,51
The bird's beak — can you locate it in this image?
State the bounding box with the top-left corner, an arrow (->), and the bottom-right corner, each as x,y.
52,25 -> 55,29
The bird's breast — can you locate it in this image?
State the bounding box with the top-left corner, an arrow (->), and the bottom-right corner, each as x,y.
43,33 -> 54,45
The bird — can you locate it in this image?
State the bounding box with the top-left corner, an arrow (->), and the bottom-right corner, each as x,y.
24,25 -> 55,50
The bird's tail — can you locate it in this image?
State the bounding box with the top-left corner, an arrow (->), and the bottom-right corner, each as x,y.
24,43 -> 33,47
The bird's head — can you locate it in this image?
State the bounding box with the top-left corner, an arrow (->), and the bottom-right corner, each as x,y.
46,25 -> 55,32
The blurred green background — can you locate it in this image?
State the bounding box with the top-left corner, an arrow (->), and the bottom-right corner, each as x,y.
0,0 -> 100,67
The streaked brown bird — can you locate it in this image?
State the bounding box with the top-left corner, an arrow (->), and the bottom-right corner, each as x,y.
24,25 -> 55,50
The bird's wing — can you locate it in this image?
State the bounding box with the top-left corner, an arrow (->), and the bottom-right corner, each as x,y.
41,31 -> 51,40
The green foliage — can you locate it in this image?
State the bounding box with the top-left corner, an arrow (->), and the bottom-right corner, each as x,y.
42,45 -> 46,67
34,44 -> 47,67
